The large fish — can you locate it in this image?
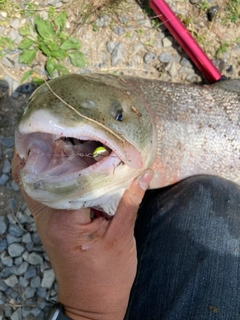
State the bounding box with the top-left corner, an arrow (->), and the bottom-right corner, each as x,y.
15,74 -> 240,215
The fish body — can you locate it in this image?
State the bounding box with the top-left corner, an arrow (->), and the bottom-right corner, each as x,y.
15,74 -> 240,215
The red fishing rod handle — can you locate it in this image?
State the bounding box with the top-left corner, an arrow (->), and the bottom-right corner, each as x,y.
150,0 -> 222,83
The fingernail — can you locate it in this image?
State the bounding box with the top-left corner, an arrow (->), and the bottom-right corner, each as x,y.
139,169 -> 154,190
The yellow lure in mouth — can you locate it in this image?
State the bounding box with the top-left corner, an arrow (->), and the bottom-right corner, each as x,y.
93,146 -> 110,162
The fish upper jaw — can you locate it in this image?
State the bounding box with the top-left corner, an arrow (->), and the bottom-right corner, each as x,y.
16,109 -> 143,170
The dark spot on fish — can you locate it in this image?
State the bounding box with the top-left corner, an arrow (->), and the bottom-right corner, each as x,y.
33,180 -> 45,190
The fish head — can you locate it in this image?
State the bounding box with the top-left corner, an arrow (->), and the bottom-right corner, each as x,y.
15,74 -> 157,215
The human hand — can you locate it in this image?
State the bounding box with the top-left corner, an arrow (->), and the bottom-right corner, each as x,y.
12,152 -> 153,320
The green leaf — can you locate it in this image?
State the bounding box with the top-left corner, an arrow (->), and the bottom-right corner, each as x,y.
55,63 -> 69,75
60,38 -> 81,50
20,70 -> 34,83
54,11 -> 67,31
19,48 -> 38,65
59,31 -> 68,41
51,49 -> 67,60
44,40 -> 58,52
68,51 -> 87,67
19,25 -> 33,37
34,16 -> 56,42
0,36 -> 14,51
32,77 -> 45,86
48,6 -> 55,20
18,38 -> 35,49
38,43 -> 51,56
46,57 -> 57,77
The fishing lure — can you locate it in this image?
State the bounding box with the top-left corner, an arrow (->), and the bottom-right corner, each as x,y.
93,146 -> 109,162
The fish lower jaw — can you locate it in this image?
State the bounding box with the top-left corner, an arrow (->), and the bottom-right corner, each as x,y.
45,189 -> 126,216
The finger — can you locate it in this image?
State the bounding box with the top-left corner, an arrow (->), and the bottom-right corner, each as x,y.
108,169 -> 153,237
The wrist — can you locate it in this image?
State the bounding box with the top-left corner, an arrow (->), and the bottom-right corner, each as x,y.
64,305 -> 126,320
58,287 -> 129,320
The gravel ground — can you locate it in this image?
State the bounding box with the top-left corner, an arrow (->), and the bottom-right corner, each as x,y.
0,0 -> 239,319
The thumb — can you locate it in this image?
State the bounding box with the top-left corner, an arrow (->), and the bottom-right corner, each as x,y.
109,169 -> 154,236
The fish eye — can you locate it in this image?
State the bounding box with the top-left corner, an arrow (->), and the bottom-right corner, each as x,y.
111,103 -> 124,121
116,112 -> 123,121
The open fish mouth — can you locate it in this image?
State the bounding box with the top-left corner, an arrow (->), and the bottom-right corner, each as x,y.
17,131 -> 127,180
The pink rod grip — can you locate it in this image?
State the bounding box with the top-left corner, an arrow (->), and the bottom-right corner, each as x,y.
150,0 -> 222,83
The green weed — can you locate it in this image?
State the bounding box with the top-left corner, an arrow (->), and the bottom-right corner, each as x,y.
216,41 -> 229,58
198,0 -> 210,12
226,0 -> 240,23
0,36 -> 14,57
18,8 -> 87,82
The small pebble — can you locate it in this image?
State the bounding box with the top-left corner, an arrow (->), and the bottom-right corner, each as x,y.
16,211 -> 28,224
0,292 -> 6,305
0,280 -> 8,291
4,275 -> 18,287
23,287 -> 36,299
158,52 -> 172,63
0,240 -> 7,253
111,43 -> 125,66
19,276 -> 29,287
180,57 -> 193,67
162,37 -> 173,47
22,233 -> 32,243
0,217 -> 7,235
1,252 -> 13,267
10,19 -> 20,30
31,307 -> 42,317
11,180 -> 19,191
106,41 -> 116,54
143,52 -> 156,64
25,265 -> 37,280
6,234 -> 21,245
166,61 -> 178,77
10,308 -> 21,320
14,256 -> 23,266
41,269 -> 55,288
186,74 -> 202,83
26,252 -> 43,265
8,243 -> 25,257
8,224 -> 24,237
0,174 -> 9,186
17,261 -> 29,275
112,26 -> 125,35
226,65 -> 233,74
30,276 -> 41,288
96,15 -> 111,27
2,136 -> 14,148
37,287 -> 47,298
0,11 -> 7,18
207,5 -> 219,21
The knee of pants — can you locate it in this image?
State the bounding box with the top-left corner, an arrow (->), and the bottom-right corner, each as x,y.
136,175 -> 240,254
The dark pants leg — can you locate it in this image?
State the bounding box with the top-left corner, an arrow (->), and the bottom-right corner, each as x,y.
125,176 -> 240,320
